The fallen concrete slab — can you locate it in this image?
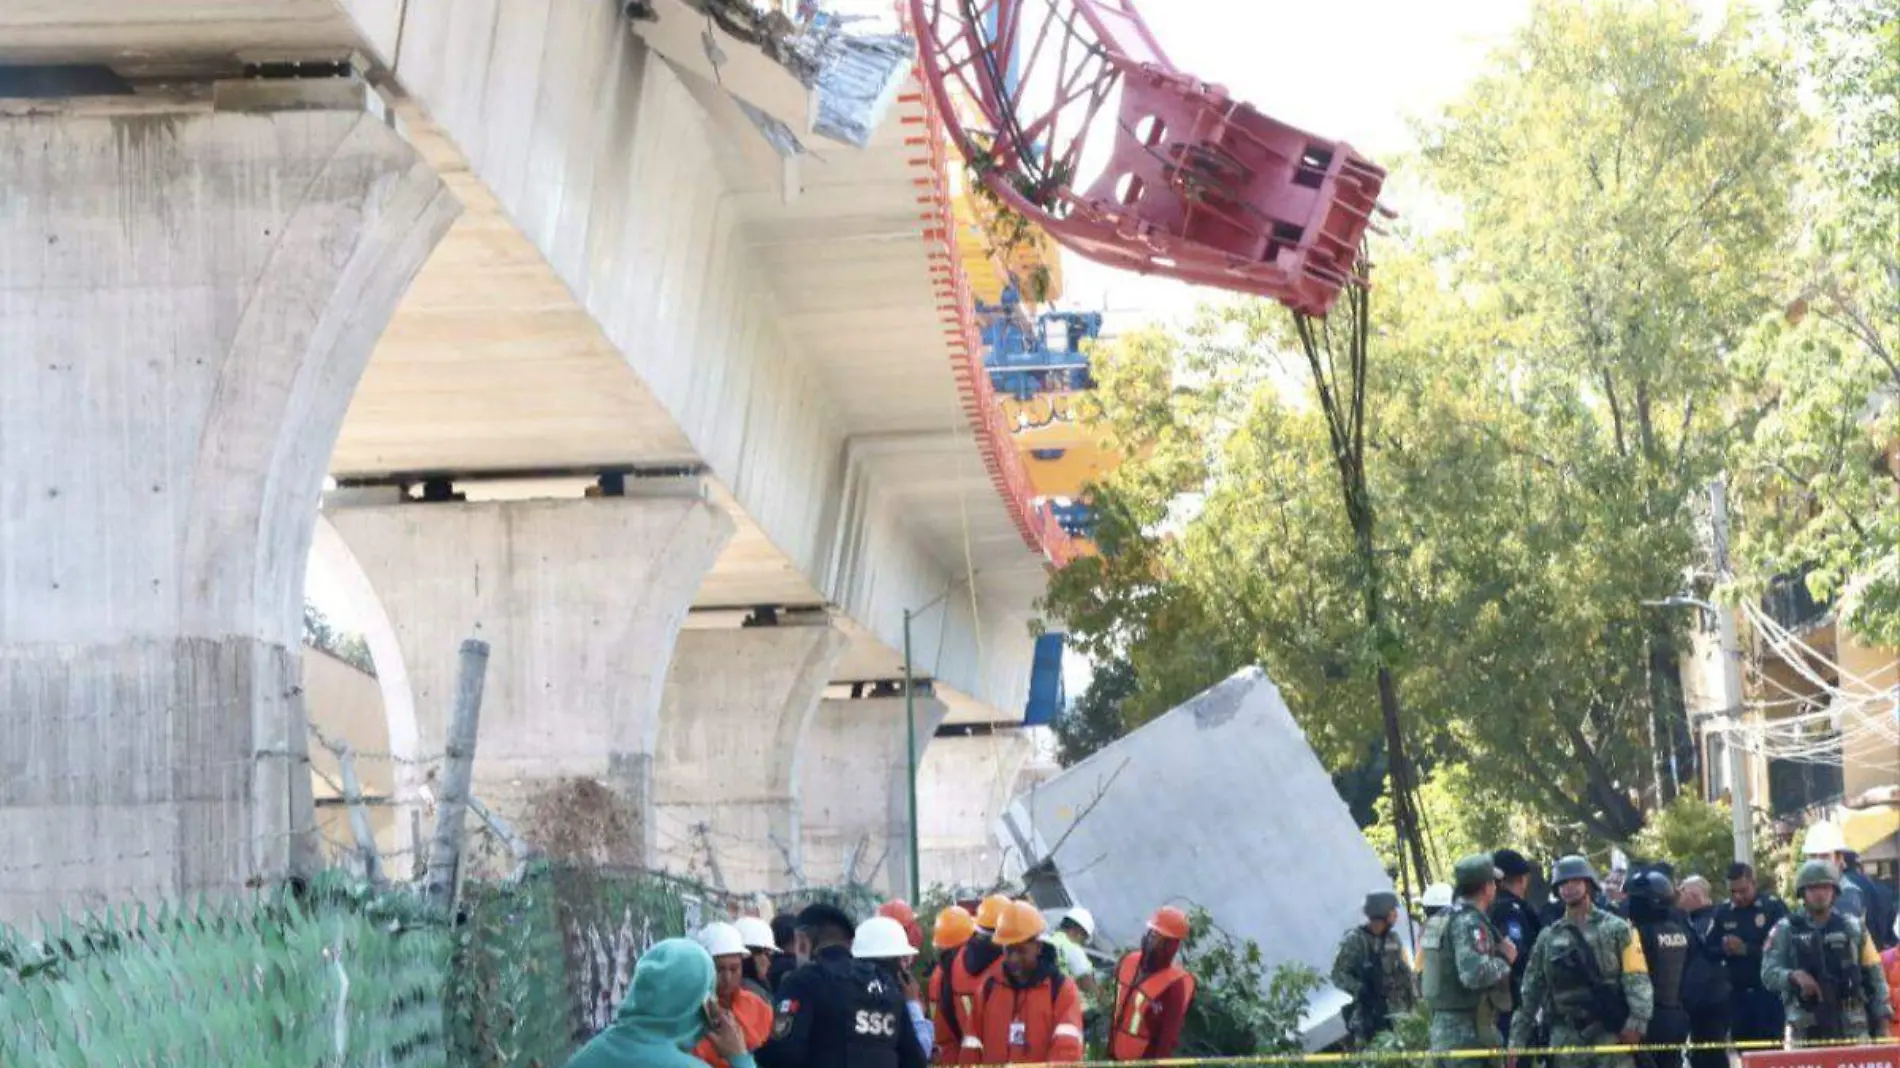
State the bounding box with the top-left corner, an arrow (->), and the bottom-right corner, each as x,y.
998,667 -> 1403,1049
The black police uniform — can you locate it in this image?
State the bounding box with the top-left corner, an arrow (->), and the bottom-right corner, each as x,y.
1489,887 -> 1542,1042
757,945 -> 926,1068
1844,865 -> 1897,951
1684,904 -> 1732,1068
1713,892 -> 1789,1044
1632,907 -> 1695,1047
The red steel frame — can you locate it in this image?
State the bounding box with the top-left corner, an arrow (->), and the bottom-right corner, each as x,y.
900,7 -> 1081,567
909,0 -> 1391,317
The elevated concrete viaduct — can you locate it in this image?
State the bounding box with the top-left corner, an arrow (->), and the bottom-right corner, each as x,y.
1,0 -> 1056,913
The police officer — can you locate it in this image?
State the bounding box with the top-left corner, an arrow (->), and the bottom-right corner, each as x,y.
1489,849 -> 1542,1044
1422,854 -> 1516,1060
1675,877 -> 1730,1068
757,904 -> 926,1068
1713,862 -> 1787,1047
1623,871 -> 1692,1054
1761,860 -> 1891,1042
1333,890 -> 1418,1044
1509,856 -> 1652,1068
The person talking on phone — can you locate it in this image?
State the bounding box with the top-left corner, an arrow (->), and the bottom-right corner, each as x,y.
694,923 -> 776,1068
755,903 -> 926,1068
567,937 -> 758,1068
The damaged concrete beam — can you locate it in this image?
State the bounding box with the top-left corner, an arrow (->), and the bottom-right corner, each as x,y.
627,0 -> 913,154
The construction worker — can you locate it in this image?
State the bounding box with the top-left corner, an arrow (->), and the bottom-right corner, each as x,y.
1803,822 -> 1868,919
973,900 -> 1084,1063
880,900 -> 925,952
1053,907 -> 1100,996
856,915 -> 933,1061
736,916 -> 780,1000
1761,859 -> 1891,1042
928,907 -> 977,1064
940,894 -> 1011,1064
1108,905 -> 1197,1062
1333,891 -> 1416,1044
695,922 -> 776,1068
1423,854 -> 1515,1059
755,904 -> 926,1068
1509,855 -> 1652,1068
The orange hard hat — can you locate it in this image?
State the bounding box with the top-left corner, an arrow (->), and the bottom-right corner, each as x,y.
993,901 -> 1048,947
933,906 -> 977,950
975,894 -> 1012,931
1148,905 -> 1191,941
879,900 -> 917,925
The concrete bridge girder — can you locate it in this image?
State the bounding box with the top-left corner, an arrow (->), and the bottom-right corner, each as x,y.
0,96 -> 458,923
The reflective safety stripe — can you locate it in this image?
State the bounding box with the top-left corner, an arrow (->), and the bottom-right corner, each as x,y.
1863,933 -> 1882,968
1126,992 -> 1147,1035
960,1036 -> 986,1050
1054,1024 -> 1085,1041
959,995 -> 974,1018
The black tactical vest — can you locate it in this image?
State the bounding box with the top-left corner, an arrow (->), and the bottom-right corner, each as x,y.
1638,916 -> 1692,1010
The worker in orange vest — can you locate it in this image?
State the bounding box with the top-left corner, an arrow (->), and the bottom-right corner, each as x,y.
927,906 -> 978,1064
941,894 -> 1012,1064
1108,905 -> 1197,1062
973,901 -> 1085,1064
693,922 -> 775,1068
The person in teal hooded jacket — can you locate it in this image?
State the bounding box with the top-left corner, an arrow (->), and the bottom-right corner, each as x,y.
568,937 -> 755,1068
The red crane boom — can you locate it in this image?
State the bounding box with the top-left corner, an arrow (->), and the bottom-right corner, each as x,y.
909,0 -> 1391,315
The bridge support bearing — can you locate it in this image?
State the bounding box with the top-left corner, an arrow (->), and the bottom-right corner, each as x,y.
0,102 -> 455,923
324,496 -> 733,870
653,626 -> 848,892
797,695 -> 949,899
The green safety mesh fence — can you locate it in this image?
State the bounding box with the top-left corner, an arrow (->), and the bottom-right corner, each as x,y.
0,866 -> 877,1067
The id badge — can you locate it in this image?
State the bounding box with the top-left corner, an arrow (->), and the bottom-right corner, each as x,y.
1008,1020 -> 1028,1047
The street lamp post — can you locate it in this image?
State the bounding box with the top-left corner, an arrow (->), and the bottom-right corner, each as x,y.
903,589 -> 953,899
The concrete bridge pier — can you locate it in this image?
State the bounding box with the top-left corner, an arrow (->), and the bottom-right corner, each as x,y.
653,625 -> 849,892
322,492 -> 733,868
798,695 -> 949,899
0,94 -> 457,922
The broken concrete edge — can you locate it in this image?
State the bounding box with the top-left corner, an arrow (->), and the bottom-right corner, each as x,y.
626,0 -> 915,152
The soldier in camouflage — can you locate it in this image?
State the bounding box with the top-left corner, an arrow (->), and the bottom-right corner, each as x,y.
1422,854 -> 1517,1062
1509,856 -> 1652,1068
1333,890 -> 1418,1044
1761,860 -> 1891,1042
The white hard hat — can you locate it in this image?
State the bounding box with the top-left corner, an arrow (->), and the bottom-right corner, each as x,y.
1059,906 -> 1096,940
1421,883 -> 1454,909
735,916 -> 776,951
852,916 -> 915,960
1804,821 -> 1848,856
698,921 -> 748,958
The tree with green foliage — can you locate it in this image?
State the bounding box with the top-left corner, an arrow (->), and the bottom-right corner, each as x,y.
1733,0 -> 1900,645
1053,657 -> 1139,767
1045,0 -> 1804,846
1630,795 -> 1737,882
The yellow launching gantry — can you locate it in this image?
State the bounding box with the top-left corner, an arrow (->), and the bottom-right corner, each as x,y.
951,170 -> 1121,554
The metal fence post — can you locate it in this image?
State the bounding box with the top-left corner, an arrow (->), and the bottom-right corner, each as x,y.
425,638 -> 490,912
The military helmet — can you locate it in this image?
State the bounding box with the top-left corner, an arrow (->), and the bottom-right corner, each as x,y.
1795,859 -> 1840,892
1551,854 -> 1599,888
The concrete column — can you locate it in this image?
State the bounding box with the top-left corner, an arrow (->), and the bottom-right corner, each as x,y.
654,625 -> 849,891
798,695 -> 949,898
0,96 -> 457,922
917,731 -> 1038,891
324,494 -> 732,868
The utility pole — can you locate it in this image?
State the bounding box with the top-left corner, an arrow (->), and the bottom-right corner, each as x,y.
1710,476 -> 1754,866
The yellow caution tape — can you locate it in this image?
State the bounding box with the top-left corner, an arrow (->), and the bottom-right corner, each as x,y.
964,1036 -> 1900,1068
